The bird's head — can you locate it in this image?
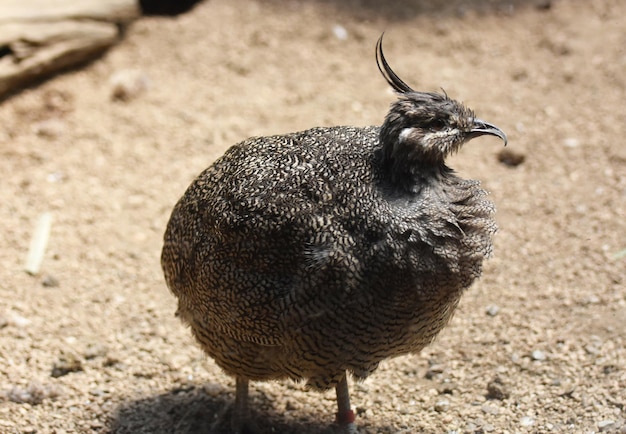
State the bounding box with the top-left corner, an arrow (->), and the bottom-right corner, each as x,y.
376,35 -> 507,182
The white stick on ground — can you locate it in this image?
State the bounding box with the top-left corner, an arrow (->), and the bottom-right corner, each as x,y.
24,212 -> 53,276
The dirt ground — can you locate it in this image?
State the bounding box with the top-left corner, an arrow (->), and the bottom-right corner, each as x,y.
1,0 -> 625,433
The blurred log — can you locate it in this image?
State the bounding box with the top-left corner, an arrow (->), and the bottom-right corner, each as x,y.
0,0 -> 140,98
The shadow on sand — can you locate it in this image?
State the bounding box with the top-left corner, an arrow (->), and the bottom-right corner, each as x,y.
108,383 -> 392,434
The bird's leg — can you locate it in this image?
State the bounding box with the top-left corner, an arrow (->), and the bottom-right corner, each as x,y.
335,373 -> 358,433
232,377 -> 249,434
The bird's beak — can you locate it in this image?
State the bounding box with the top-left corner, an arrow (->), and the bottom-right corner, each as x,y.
469,119 -> 508,146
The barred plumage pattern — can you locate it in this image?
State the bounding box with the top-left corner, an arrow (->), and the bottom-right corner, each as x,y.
162,124 -> 496,390
161,35 -> 506,431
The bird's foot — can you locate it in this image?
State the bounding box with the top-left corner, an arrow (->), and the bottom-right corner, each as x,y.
335,409 -> 358,433
206,401 -> 259,434
334,420 -> 359,434
231,420 -> 259,434
336,409 -> 355,425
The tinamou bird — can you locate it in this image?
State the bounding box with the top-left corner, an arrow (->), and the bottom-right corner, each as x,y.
161,34 -> 507,433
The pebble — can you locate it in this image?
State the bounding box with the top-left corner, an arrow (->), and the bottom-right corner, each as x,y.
7,383 -> 62,404
598,420 -> 615,432
520,416 -> 535,427
497,148 -> 525,167
42,274 -> 59,288
8,312 -> 30,328
437,380 -> 458,395
425,363 -> 445,379
486,377 -> 510,400
202,383 -> 223,397
485,305 -> 500,316
332,25 -> 348,41
110,69 -> 150,101
46,171 -> 66,183
465,422 -> 478,432
434,399 -> 450,412
51,353 -> 84,378
33,119 -> 65,139
531,350 -> 546,361
83,343 -> 108,360
481,404 -> 500,415
584,295 -> 601,304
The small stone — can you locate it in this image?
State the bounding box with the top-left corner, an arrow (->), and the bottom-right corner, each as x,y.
465,422 -> 478,432
531,350 -> 546,361
520,416 -> 535,427
437,380 -> 458,395
497,148 -> 525,167
41,275 -> 59,288
434,399 -> 450,412
83,343 -> 108,360
7,386 -> 39,404
110,69 -> 150,101
46,171 -> 66,183
103,356 -> 122,368
512,68 -> 528,81
425,364 -> 445,379
7,383 -> 62,404
486,376 -> 510,400
563,138 -> 579,148
51,353 -> 84,378
583,295 -> 600,304
332,25 -> 348,41
202,383 -> 223,397
481,404 -> 500,415
598,420 -> 616,432
9,312 -> 30,328
485,305 -> 500,316
33,119 -> 65,139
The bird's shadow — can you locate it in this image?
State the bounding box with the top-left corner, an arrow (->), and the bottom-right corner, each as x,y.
108,383 -> 382,434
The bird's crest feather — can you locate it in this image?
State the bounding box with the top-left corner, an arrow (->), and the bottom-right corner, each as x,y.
376,33 -> 415,94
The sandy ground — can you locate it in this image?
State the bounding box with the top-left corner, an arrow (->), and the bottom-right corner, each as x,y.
1,0 -> 625,433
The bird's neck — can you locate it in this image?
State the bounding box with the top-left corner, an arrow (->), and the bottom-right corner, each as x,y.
378,123 -> 449,192
376,141 -> 450,194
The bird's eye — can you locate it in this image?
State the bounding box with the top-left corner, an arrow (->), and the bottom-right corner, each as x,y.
430,119 -> 446,131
